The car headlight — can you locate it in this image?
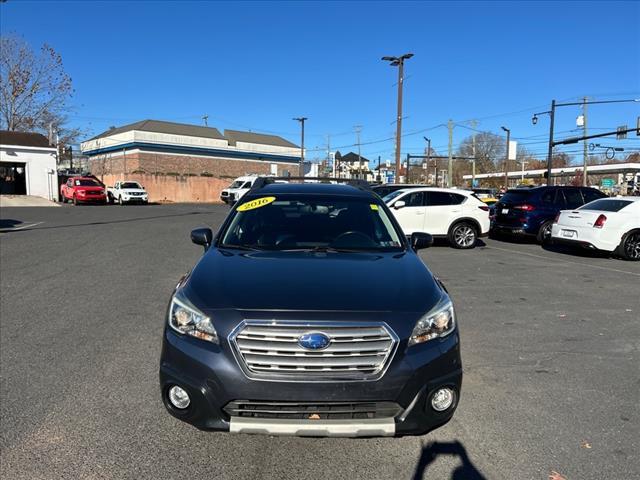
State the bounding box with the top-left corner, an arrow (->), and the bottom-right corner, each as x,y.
168,291 -> 218,343
408,297 -> 456,346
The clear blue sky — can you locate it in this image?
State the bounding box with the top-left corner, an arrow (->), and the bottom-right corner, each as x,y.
2,0 -> 639,163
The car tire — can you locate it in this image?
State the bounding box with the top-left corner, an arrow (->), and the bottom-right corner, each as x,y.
105,195 -> 111,205
118,196 -> 124,206
536,220 -> 553,244
73,195 -> 78,206
449,222 -> 477,249
616,230 -> 640,261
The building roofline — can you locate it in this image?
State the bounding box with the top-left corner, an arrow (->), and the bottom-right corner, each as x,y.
82,141 -> 300,164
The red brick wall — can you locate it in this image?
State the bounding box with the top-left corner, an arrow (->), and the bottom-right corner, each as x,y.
100,173 -> 230,203
89,151 -> 297,178
89,150 -> 299,203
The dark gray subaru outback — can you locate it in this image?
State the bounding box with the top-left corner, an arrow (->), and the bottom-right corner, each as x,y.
159,179 -> 462,437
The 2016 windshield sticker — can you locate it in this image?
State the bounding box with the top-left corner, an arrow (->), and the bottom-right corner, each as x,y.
370,204 -> 379,211
237,196 -> 276,211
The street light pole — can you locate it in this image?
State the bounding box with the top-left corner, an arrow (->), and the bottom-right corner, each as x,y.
532,97 -> 638,187
546,100 -> 556,185
501,126 -> 511,189
382,53 -> 413,183
293,117 -> 307,177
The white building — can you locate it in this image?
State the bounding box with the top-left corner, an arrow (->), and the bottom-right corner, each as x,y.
0,131 -> 58,200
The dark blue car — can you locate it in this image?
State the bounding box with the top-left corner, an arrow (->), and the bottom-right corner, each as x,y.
159,180 -> 462,437
491,186 -> 606,243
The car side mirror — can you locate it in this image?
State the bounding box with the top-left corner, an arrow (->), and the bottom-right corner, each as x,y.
411,232 -> 433,250
393,200 -> 406,210
191,228 -> 213,251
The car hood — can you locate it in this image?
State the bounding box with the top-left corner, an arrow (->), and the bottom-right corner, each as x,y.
183,249 -> 443,313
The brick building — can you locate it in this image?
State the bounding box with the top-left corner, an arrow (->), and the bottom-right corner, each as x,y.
80,120 -> 302,202
81,119 -> 301,179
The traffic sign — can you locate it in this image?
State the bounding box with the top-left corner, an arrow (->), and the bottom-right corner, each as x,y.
601,178 -> 615,187
616,125 -> 628,140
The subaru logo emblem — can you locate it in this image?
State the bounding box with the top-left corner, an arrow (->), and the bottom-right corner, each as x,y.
298,332 -> 331,350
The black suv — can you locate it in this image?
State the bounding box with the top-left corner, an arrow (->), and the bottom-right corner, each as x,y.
159,179 -> 462,437
491,186 -> 606,242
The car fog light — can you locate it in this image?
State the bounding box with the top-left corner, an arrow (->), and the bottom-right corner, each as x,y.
168,385 -> 190,409
431,387 -> 455,412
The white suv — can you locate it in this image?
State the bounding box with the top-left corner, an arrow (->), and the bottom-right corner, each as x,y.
384,187 -> 490,248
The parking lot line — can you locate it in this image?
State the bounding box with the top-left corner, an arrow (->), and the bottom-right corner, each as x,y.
0,221 -> 44,232
485,244 -> 640,277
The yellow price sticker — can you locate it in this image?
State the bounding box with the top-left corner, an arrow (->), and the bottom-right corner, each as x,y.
236,196 -> 276,211
370,204 -> 379,211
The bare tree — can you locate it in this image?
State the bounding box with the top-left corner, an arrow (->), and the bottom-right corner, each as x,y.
0,34 -> 79,143
456,132 -> 506,174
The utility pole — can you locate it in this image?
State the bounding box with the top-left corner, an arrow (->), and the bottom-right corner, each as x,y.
382,53 -> 413,183
447,119 -> 454,187
327,134 -> 332,177
377,155 -> 381,182
423,137 -> 431,185
501,126 -> 511,189
520,160 -> 528,181
582,97 -> 588,186
202,114 -> 209,127
293,117 -> 307,177
354,125 -> 362,179
470,120 -> 477,187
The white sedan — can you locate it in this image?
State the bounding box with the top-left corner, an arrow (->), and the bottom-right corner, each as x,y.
551,197 -> 640,261
384,187 -> 491,249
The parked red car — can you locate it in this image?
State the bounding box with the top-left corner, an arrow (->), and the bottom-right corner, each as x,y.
60,177 -> 107,205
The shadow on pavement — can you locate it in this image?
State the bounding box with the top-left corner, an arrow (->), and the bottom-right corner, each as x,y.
0,219 -> 23,231
430,238 -> 487,248
542,242 -> 612,260
412,441 -> 486,480
0,210 -> 218,234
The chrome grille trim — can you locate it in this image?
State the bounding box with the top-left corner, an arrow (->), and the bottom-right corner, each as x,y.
229,320 -> 399,382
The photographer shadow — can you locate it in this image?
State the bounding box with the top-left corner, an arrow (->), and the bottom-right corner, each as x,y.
412,440 -> 486,480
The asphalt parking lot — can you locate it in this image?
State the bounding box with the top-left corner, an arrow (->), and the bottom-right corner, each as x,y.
1,204 -> 638,480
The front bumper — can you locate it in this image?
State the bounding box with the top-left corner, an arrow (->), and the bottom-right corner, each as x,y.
122,195 -> 148,203
77,194 -> 107,203
159,315 -> 462,437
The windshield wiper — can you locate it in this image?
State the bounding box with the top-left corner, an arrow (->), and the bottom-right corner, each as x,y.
219,244 -> 264,251
280,246 -> 363,253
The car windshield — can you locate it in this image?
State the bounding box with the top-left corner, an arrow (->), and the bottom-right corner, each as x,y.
382,190 -> 406,203
229,180 -> 246,189
121,182 -> 141,189
75,179 -> 100,186
220,194 -> 404,252
578,199 -> 634,212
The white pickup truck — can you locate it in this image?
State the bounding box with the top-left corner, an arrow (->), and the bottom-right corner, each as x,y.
220,175 -> 258,205
220,175 -> 289,205
107,180 -> 149,205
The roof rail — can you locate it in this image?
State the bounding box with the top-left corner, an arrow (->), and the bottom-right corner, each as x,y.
250,176 -> 372,191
